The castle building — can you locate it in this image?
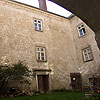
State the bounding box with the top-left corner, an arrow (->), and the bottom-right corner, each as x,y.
0,0 -> 100,93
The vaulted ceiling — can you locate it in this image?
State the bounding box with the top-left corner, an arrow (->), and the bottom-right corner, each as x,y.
50,0 -> 100,48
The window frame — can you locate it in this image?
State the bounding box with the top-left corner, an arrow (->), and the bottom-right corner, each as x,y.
82,46 -> 93,62
77,23 -> 87,37
34,19 -> 43,32
36,47 -> 47,62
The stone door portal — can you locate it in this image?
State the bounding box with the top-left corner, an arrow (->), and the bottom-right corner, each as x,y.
70,73 -> 82,91
37,75 -> 49,93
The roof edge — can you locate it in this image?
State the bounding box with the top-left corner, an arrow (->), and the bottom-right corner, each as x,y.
7,0 -> 72,19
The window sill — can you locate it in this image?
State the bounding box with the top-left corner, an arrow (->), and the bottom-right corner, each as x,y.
37,60 -> 47,62
79,33 -> 87,38
35,29 -> 43,32
84,59 -> 93,63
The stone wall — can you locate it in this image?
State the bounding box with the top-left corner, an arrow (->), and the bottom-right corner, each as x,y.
0,0 -> 100,92
0,0 -> 79,91
70,16 -> 100,86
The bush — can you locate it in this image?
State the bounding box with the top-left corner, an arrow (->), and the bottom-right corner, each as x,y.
0,61 -> 31,97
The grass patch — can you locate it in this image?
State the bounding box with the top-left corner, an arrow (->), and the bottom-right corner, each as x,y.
0,92 -> 88,100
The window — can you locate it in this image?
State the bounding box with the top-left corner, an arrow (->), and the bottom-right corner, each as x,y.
77,24 -> 86,37
82,46 -> 93,62
34,19 -> 42,31
36,47 -> 46,61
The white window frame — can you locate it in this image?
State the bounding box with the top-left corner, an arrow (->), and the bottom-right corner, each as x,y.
77,24 -> 87,37
36,47 -> 46,62
82,46 -> 93,62
34,19 -> 42,31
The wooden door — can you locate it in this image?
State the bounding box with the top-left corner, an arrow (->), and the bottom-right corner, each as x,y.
37,75 -> 49,93
43,75 -> 49,93
70,73 -> 82,91
37,75 -> 44,93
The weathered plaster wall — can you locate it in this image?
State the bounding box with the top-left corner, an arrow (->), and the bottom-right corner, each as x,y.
0,0 -> 79,90
1,0 -> 100,91
70,16 -> 100,85
48,15 -> 79,90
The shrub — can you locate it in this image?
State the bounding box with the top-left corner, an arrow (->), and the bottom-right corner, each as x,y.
0,61 -> 31,97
